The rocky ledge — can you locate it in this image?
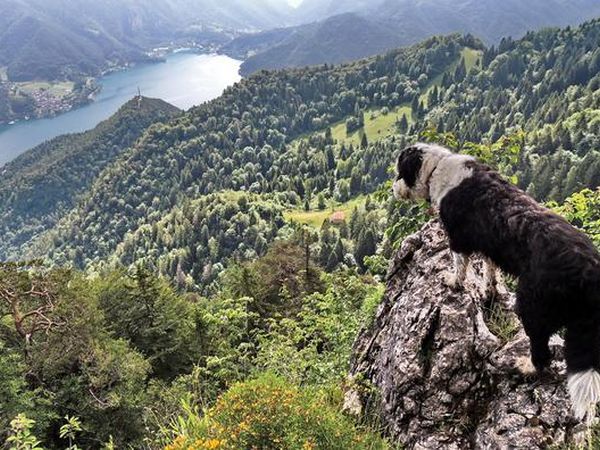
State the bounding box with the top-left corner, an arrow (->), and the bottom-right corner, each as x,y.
345,220 -> 588,449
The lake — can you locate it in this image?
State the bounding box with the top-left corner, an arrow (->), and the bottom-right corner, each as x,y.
0,52 -> 241,166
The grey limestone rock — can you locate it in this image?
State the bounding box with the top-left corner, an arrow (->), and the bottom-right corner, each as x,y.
346,220 -> 588,449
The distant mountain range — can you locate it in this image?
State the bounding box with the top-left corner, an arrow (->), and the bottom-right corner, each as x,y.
222,12 -> 404,76
5,0 -> 600,82
226,0 -> 600,76
291,0 -> 374,24
0,0 -> 294,81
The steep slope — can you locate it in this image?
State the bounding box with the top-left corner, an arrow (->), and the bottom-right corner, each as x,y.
0,96 -> 180,259
22,34 -> 467,267
346,220 -> 582,448
228,0 -> 600,76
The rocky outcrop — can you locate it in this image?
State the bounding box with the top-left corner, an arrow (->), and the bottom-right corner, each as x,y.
345,220 -> 588,449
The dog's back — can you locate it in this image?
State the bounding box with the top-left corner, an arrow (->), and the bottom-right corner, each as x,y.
394,144 -> 600,423
439,158 -> 600,284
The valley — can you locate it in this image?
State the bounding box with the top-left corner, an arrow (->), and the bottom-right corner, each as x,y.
0,52 -> 241,166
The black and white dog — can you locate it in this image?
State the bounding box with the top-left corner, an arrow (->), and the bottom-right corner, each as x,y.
393,143 -> 600,423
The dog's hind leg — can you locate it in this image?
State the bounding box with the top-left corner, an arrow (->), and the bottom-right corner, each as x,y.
525,323 -> 553,373
484,257 -> 501,298
515,322 -> 553,376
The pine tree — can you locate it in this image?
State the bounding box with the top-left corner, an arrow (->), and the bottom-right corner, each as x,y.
326,250 -> 338,272
418,101 -> 425,119
454,57 -> 467,82
350,168 -> 362,194
361,132 -> 368,149
427,85 -> 438,107
355,229 -> 377,271
326,146 -> 335,170
398,113 -> 409,133
324,127 -> 333,144
411,95 -> 420,116
334,238 -> 344,263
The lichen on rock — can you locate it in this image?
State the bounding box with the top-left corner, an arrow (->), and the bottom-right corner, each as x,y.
346,220 -> 588,449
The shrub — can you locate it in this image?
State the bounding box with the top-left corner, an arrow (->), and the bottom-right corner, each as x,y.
164,374 -> 390,450
549,188 -> 600,248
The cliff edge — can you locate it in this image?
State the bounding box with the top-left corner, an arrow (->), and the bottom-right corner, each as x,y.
345,220 -> 588,449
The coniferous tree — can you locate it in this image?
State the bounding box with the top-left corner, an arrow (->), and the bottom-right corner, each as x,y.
361,132 -> 368,149
398,113 -> 409,133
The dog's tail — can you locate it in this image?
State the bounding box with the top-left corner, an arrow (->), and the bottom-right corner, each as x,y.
568,369 -> 600,424
566,318 -> 600,425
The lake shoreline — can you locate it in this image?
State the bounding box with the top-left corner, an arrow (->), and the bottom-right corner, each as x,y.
0,52 -> 241,167
0,48 -> 214,127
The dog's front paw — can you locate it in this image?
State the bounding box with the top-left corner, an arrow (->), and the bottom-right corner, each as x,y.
443,272 -> 462,291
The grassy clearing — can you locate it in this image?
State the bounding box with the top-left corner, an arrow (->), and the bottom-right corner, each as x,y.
330,106 -> 412,147
420,48 -> 482,107
284,195 -> 366,227
462,47 -> 482,71
16,80 -> 75,97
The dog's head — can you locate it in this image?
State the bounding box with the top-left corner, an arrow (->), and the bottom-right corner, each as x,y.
392,143 -> 452,201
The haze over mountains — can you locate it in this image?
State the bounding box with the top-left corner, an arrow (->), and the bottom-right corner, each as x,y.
0,0 -> 293,80
4,0 -> 600,82
227,0 -> 600,75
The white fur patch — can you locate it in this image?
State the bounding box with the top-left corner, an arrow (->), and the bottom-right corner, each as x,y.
568,369 -> 600,423
429,154 -> 475,207
412,144 -> 452,199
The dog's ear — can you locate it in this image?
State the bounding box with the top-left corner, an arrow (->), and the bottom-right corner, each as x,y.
396,146 -> 423,188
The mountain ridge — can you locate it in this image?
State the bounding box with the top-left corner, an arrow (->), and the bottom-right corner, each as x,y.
227,0 -> 600,76
0,0 -> 293,81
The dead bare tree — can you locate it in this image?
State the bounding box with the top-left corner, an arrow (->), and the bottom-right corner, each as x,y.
0,262 -> 66,347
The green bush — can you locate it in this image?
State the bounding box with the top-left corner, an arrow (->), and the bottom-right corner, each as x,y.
549,188 -> 600,248
164,374 -> 391,450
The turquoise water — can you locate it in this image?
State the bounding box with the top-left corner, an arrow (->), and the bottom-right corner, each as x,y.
0,52 -> 241,166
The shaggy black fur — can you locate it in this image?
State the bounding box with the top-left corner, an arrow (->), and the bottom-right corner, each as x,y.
438,160 -> 600,374
396,146 -> 423,188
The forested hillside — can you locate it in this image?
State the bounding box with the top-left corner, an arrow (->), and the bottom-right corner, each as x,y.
22,33 -> 466,276
0,97 -> 180,259
2,18 -> 600,449
8,20 -> 598,276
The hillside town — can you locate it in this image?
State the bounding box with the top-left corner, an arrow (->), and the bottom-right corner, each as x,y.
0,77 -> 98,124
